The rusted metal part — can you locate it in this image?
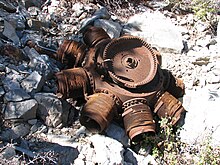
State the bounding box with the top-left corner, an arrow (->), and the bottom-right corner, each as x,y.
0,44 -> 27,61
103,36 -> 158,88
152,47 -> 162,66
54,26 -> 186,141
83,26 -> 111,47
154,91 -> 185,125
122,98 -> 155,141
80,91 -> 118,133
162,69 -> 185,98
55,67 -> 92,99
56,40 -> 88,68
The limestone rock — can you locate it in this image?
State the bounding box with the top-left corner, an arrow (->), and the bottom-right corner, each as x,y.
2,20 -> 20,45
80,7 -> 110,32
123,11 -> 183,53
34,93 -> 71,127
181,88 -> 220,145
89,134 -> 125,164
4,99 -> 38,120
26,48 -> 59,79
21,71 -> 45,94
4,88 -> 30,102
94,19 -> 122,38
3,74 -> 23,92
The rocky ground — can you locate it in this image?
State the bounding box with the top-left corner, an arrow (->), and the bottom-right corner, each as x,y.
0,0 -> 220,164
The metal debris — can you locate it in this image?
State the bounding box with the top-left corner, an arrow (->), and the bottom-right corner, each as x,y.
55,26 -> 186,141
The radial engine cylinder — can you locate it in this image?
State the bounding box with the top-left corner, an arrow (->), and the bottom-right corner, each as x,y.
122,98 -> 155,142
79,92 -> 118,133
55,67 -> 92,99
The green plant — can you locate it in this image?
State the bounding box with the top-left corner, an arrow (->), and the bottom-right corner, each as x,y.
191,0 -> 218,21
141,117 -> 220,165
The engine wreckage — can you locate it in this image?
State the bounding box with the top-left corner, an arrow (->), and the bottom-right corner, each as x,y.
54,26 -> 185,141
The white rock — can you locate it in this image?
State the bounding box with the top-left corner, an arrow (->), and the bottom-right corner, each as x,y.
89,134 -> 124,165
181,88 -> 220,145
124,11 -> 183,53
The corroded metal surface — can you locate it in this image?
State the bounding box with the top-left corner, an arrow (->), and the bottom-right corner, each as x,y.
54,26 -> 186,141
56,40 -> 87,68
162,69 -> 185,98
122,98 -> 155,142
83,26 -> 111,47
103,36 -> 158,88
154,91 -> 185,125
55,67 -> 92,99
80,92 -> 118,133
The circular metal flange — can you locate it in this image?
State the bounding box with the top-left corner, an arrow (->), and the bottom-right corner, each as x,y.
103,36 -> 158,88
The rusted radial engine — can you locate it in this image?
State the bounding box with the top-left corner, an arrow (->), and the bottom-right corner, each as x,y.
55,26 -> 185,141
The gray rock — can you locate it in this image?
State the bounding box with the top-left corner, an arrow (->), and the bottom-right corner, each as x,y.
2,20 -> 20,45
4,88 -> 30,102
28,119 -> 37,125
12,122 -> 31,137
34,93 -> 70,127
5,13 -> 26,30
0,64 -> 5,72
124,148 -> 157,165
0,86 -> 5,97
0,0 -> 16,13
21,71 -> 45,94
80,7 -> 110,32
4,99 -> 38,120
123,11 -> 183,53
30,122 -> 46,134
0,129 -> 19,141
27,6 -> 40,17
37,143 -> 79,164
94,19 -> 122,38
1,146 -> 16,159
3,76 -> 21,92
89,134 -> 125,164
0,122 -> 31,141
22,0 -> 44,8
105,122 -> 129,147
27,48 -> 59,79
